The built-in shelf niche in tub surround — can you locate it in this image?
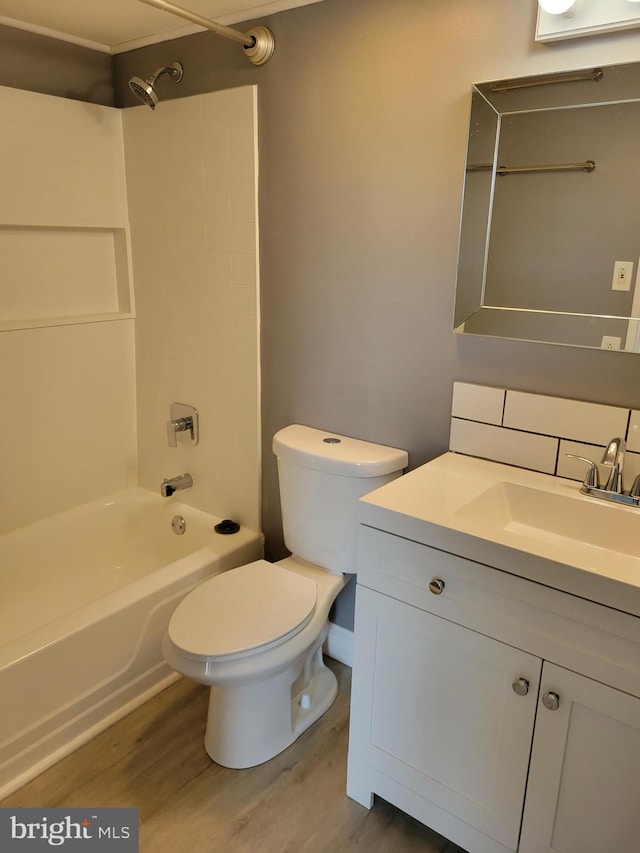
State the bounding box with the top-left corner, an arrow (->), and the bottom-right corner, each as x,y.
0,86 -> 132,330
0,85 -> 136,533
450,382 -> 640,485
0,225 -> 132,331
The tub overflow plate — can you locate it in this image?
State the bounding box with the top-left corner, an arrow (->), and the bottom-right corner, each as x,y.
171,515 -> 186,535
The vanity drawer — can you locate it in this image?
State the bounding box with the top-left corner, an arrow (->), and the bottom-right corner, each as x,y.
357,524 -> 640,697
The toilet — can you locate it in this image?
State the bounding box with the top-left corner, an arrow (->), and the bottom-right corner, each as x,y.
163,424 -> 408,769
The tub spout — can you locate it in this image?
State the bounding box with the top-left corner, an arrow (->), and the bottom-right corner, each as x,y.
161,473 -> 193,497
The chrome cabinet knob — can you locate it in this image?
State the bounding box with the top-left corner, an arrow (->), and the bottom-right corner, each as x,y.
512,677 -> 530,696
542,691 -> 560,711
429,578 -> 445,595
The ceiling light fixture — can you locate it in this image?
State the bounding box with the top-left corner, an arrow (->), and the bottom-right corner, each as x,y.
537,0 -> 640,39
538,0 -> 580,15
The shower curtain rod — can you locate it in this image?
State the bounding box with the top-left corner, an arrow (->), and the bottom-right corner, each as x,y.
136,0 -> 275,65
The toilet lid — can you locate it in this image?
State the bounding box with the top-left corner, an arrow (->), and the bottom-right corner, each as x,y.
168,560 -> 317,659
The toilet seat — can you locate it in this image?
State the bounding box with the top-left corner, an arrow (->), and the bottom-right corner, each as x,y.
168,560 -> 317,661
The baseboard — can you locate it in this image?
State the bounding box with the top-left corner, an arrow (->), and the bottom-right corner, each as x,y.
325,622 -> 353,667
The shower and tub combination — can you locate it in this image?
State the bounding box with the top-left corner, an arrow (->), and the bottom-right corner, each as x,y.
0,0 -> 272,801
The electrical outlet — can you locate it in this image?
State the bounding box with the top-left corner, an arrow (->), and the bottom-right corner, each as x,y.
601,335 -> 621,350
612,261 -> 634,291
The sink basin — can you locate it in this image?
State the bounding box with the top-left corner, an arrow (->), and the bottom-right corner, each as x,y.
358,451 -> 640,617
455,480 -> 640,561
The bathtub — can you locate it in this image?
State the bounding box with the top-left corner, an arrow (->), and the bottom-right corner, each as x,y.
0,488 -> 263,799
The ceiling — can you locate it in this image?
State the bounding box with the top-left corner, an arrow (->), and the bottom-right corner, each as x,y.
0,0 -> 324,53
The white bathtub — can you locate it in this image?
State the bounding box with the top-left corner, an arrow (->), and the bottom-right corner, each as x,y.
0,488 -> 263,799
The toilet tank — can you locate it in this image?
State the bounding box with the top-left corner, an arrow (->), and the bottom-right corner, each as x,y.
272,425 -> 408,575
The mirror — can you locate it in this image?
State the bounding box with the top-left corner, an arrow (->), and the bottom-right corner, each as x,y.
455,61 -> 640,351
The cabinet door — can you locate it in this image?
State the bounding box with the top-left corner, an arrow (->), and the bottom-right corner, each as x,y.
350,586 -> 541,851
519,662 -> 640,853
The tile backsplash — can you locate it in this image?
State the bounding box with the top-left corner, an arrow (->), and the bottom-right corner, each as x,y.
450,382 -> 640,485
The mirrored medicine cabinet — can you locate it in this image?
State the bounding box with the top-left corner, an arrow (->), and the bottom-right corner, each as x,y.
454,60 -> 640,351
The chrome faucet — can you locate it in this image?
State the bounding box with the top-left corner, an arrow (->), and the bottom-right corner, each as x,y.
161,473 -> 193,497
601,436 -> 625,493
567,436 -> 640,507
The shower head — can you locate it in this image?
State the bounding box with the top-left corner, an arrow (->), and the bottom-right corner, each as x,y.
128,61 -> 184,109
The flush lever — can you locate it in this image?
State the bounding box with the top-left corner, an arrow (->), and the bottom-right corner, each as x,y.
167,402 -> 199,447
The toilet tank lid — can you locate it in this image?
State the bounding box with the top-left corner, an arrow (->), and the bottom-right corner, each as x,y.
273,424 -> 408,478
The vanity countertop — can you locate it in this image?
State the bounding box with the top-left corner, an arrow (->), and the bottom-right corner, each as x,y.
359,452 -> 640,619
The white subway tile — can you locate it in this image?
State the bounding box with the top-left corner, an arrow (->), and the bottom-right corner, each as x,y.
624,451 -> 640,488
504,391 -> 628,445
450,418 -> 558,473
557,440 -> 606,481
451,382 -> 505,425
628,411 -> 640,453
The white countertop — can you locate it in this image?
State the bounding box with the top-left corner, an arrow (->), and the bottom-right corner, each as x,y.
359,453 -> 640,619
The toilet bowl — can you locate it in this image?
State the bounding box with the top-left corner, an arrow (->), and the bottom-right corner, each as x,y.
164,556 -> 345,768
163,425 -> 408,768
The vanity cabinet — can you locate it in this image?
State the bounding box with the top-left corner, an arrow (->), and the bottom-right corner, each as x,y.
519,663 -> 640,853
347,525 -> 640,853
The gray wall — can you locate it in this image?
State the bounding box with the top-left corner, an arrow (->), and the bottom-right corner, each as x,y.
114,0 -> 640,628
249,0 -> 640,545
0,24 -> 113,105
8,1 -> 640,628
487,103 -> 640,319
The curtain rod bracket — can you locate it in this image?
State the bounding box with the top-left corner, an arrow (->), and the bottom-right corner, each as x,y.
136,0 -> 275,65
242,26 -> 275,66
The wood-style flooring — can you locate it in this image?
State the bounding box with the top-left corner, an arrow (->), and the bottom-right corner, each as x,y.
1,659 -> 466,853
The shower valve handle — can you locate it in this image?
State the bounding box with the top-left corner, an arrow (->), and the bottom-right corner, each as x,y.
167,417 -> 193,447
166,403 -> 199,447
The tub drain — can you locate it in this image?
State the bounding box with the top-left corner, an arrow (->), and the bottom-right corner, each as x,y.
214,519 -> 240,534
171,515 -> 186,535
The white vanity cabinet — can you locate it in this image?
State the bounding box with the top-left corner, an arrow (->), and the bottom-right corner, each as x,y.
519,662 -> 640,853
347,524 -> 640,853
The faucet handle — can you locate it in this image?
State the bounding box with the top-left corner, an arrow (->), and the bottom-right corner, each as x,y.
166,402 -> 199,447
565,454 -> 600,489
167,416 -> 192,447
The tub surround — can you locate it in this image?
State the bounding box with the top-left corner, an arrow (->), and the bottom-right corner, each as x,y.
0,85 -> 135,534
1,82 -> 261,536
0,488 -> 262,800
123,84 -> 261,532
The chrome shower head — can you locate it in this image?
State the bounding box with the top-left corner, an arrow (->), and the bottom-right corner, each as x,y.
128,61 -> 184,110
128,77 -> 158,109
